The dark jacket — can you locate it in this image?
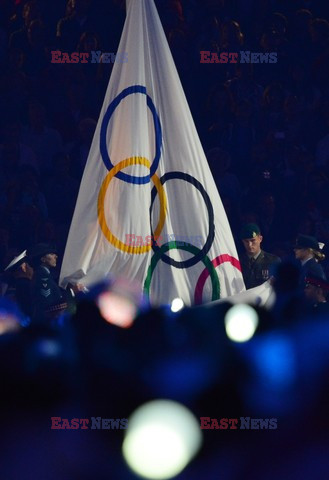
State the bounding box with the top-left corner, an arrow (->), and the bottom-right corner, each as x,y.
240,250 -> 281,290
33,265 -> 67,322
300,258 -> 326,282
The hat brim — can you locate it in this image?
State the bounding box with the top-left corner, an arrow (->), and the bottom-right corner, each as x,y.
28,244 -> 57,260
293,243 -> 318,250
4,250 -> 28,272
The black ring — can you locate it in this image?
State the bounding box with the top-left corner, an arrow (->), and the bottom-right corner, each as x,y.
149,171 -> 215,268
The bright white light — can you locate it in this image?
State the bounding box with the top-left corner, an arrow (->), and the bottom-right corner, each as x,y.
224,304 -> 259,342
122,400 -> 202,479
170,298 -> 184,313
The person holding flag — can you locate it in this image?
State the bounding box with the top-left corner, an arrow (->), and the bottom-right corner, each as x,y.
240,223 -> 281,289
28,244 -> 84,323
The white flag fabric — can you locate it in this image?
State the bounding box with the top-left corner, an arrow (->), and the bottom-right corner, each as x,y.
213,281 -> 275,309
59,0 -> 245,306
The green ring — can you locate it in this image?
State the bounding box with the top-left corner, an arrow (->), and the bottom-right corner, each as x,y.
143,241 -> 220,302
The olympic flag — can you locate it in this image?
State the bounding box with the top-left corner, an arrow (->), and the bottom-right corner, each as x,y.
59,0 -> 245,305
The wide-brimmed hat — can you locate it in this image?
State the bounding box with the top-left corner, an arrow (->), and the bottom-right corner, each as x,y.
27,243 -> 57,261
293,234 -> 319,251
4,250 -> 28,272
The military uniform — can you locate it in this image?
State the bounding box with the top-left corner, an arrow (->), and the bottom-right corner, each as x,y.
239,223 -> 281,289
240,250 -> 281,289
28,243 -> 68,323
304,275 -> 329,317
293,234 -> 327,284
300,258 -> 326,282
33,264 -> 67,322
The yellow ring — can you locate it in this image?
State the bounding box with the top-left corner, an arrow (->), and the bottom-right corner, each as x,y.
97,157 -> 167,254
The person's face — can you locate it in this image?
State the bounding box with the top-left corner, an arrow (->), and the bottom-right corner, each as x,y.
41,253 -> 57,268
242,235 -> 262,255
294,247 -> 310,261
21,262 -> 34,279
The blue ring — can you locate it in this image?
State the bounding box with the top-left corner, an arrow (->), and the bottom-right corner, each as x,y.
100,85 -> 162,184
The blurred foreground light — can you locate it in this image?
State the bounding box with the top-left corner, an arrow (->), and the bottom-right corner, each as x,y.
253,333 -> 296,388
97,291 -> 137,328
36,339 -> 62,357
92,276 -> 143,328
224,304 -> 259,342
170,298 -> 184,313
122,399 -> 202,479
0,310 -> 20,335
0,298 -> 24,334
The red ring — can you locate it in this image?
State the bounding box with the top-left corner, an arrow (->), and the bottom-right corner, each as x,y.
194,254 -> 242,304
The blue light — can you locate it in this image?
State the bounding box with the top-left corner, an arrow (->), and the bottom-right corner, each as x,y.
251,333 -> 296,389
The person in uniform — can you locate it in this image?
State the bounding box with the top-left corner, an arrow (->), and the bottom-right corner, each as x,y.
27,243 -> 68,323
239,223 -> 281,289
3,250 -> 34,320
293,234 -> 326,282
304,275 -> 329,316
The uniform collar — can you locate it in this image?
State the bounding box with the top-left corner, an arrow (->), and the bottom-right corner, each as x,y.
301,256 -> 313,266
40,265 -> 50,274
248,250 -> 262,261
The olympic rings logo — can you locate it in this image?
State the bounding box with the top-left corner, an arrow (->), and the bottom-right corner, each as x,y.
97,84 -> 241,303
